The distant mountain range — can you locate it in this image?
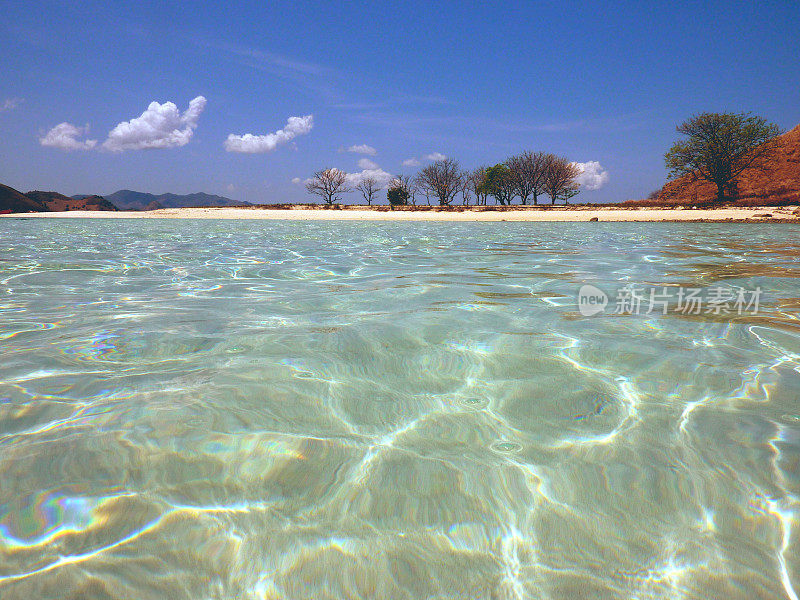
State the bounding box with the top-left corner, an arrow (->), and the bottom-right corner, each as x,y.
1,183 -> 250,213
76,190 -> 251,211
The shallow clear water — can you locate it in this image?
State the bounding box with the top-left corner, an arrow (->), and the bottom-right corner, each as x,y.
1,219 -> 799,599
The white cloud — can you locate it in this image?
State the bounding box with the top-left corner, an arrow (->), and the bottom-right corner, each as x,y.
424,152 -> 446,161
1,98 -> 22,112
102,95 -> 207,152
224,114 -> 313,153
573,161 -> 610,190
357,157 -> 378,170
40,123 -> 97,150
345,143 -> 377,155
402,157 -> 421,167
295,166 -> 392,190
345,168 -> 393,188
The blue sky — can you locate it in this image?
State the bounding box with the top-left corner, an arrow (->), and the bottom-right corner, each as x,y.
1,0 -> 798,204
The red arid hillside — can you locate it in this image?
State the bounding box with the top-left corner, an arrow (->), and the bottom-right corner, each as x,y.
658,123 -> 800,205
0,183 -> 47,213
1,185 -> 119,213
25,191 -> 118,212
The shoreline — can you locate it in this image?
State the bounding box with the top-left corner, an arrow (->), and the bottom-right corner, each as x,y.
2,205 -> 799,222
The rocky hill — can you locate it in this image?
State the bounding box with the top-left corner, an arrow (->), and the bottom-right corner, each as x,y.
144,200 -> 164,211
26,191 -> 118,212
0,184 -> 47,213
658,123 -> 800,205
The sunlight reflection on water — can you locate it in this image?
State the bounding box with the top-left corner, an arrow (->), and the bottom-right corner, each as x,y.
0,220 -> 799,599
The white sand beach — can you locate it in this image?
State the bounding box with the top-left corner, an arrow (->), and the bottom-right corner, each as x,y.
2,205 -> 798,221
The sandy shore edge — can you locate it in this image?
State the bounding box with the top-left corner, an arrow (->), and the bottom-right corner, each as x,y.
2,206 -> 799,222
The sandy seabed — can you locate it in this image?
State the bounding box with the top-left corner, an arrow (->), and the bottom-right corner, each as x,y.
2,205 -> 799,222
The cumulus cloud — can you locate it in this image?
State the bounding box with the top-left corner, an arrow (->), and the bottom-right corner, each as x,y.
345,143 -> 377,155
40,123 -> 97,150
424,152 -> 446,161
402,157 -> 421,167
345,168 -> 393,188
357,157 -> 378,170
1,98 -> 22,112
293,165 -> 393,191
224,114 -> 313,153
573,161 -> 610,190
102,96 -> 207,152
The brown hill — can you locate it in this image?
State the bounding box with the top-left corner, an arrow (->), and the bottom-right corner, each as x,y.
144,200 -> 164,211
0,183 -> 46,213
25,191 -> 118,212
658,123 -> 800,205
80,195 -> 119,211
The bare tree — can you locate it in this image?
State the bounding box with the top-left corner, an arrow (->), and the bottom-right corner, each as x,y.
542,155 -> 580,204
460,175 -> 473,205
355,176 -> 380,206
415,158 -> 464,206
469,167 -> 489,205
305,168 -> 351,204
558,187 -> 580,204
506,151 -> 548,205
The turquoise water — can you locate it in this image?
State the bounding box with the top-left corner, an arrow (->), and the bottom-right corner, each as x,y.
1,219 -> 799,599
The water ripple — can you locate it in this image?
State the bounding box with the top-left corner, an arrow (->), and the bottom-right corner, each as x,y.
1,220 -> 799,598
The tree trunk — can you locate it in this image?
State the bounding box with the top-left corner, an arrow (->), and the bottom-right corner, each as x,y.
715,181 -> 725,202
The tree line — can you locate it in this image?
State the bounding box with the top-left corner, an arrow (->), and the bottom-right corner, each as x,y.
306,111 -> 786,207
305,152 -> 582,206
